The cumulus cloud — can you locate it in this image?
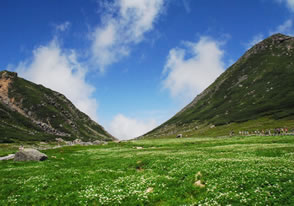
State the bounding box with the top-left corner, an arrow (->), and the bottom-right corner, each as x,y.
16,39 -> 98,121
246,33 -> 264,49
91,0 -> 165,71
270,19 -> 294,35
108,114 -> 157,140
162,37 -> 225,102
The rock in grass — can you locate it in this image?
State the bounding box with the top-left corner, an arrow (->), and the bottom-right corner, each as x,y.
93,140 -> 103,145
0,154 -> 15,161
14,149 -> 48,161
136,147 -> 143,150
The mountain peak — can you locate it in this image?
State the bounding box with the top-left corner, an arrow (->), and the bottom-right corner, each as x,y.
0,70 -> 18,80
267,33 -> 292,41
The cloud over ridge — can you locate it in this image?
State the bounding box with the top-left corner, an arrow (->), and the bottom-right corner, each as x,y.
162,37 -> 225,102
16,39 -> 99,121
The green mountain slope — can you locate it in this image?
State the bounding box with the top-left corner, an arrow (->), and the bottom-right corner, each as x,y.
143,33 -> 294,138
0,70 -> 115,143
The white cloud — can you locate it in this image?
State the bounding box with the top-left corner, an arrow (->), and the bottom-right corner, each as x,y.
91,0 -> 165,71
55,21 -> 71,32
270,19 -> 294,35
162,37 -> 225,102
108,114 -> 157,140
276,0 -> 294,11
16,39 -> 99,121
246,33 -> 264,49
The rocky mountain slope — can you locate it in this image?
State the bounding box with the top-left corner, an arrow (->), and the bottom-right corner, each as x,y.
143,33 -> 294,138
0,70 -> 115,143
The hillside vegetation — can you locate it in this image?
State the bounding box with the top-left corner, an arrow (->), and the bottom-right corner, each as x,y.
143,33 -> 294,139
0,71 -> 114,143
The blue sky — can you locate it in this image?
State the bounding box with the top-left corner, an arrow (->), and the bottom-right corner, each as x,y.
1,0 -> 294,139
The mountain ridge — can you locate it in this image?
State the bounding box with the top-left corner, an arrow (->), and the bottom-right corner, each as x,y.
0,70 -> 115,143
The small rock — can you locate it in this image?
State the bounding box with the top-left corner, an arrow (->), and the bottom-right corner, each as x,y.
55,138 -> 65,143
73,139 -> 82,144
80,142 -> 93,146
136,147 -> 143,150
93,140 -> 103,145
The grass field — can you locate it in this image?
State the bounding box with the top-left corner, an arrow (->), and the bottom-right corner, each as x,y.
1,135 -> 294,205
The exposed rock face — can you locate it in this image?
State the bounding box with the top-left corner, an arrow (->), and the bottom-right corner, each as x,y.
14,149 -> 48,161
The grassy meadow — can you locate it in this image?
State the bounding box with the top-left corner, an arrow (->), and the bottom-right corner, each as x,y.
1,135 -> 294,205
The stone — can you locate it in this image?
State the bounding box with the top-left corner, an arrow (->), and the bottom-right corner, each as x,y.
65,141 -> 73,146
55,138 -> 65,142
80,142 -> 93,146
14,149 -> 48,161
73,139 -> 82,144
93,140 -> 103,145
136,147 -> 143,150
176,134 -> 183,138
0,154 -> 15,161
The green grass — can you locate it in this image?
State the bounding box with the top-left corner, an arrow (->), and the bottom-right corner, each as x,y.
1,135 -> 294,205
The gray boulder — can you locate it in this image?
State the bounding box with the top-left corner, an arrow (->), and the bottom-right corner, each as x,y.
80,142 -> 93,146
14,149 -> 48,161
73,139 -> 82,144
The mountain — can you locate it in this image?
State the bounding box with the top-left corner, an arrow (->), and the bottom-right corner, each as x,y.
0,70 -> 115,143
143,33 -> 294,139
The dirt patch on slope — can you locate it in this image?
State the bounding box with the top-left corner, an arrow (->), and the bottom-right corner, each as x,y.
0,76 -> 11,99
